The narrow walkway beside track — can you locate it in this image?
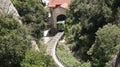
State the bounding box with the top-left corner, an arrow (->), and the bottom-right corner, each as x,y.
46,32 -> 64,67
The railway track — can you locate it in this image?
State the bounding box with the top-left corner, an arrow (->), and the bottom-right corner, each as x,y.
46,32 -> 64,67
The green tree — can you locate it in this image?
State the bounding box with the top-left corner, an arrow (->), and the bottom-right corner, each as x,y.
88,24 -> 120,67
111,0 -> 120,24
12,0 -> 47,40
65,0 -> 113,61
0,14 -> 29,67
21,49 -> 55,67
65,0 -> 120,66
12,1 -> 56,67
117,7 -> 120,27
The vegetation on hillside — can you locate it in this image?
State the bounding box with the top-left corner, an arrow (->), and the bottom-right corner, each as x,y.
0,13 -> 55,67
0,14 -> 29,67
12,0 -> 47,40
21,47 -> 55,67
0,0 -> 55,67
65,0 -> 120,67
57,43 -> 81,67
1,0 -> 120,66
88,24 -> 120,67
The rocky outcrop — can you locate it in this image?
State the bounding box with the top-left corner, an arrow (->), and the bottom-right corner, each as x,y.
31,40 -> 40,52
111,52 -> 120,67
0,0 -> 22,24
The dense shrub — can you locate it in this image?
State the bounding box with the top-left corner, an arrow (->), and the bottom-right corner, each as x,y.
21,49 -> 55,67
0,14 -> 29,67
88,24 -> 120,67
65,0 -> 120,67
12,0 -> 47,39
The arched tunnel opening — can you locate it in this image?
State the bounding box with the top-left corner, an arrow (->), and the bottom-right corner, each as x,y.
57,14 -> 66,22
56,14 -> 66,32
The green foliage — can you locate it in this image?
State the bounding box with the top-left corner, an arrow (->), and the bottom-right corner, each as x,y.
65,0 -> 120,66
118,7 -> 120,27
11,1 -> 56,67
80,62 -> 91,67
112,0 -> 120,24
66,0 -> 114,61
65,23 -> 82,43
12,0 -> 46,39
0,14 -> 29,67
88,24 -> 120,67
57,44 -> 81,67
21,49 -> 55,67
57,43 -> 92,67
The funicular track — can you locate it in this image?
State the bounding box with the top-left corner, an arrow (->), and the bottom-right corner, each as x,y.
46,32 -> 64,67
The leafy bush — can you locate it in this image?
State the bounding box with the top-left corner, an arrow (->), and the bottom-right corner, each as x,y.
65,0 -> 114,61
65,0 -> 120,66
88,24 -> 120,67
21,49 -> 55,67
57,44 -> 81,67
0,14 -> 29,67
12,0 -> 47,40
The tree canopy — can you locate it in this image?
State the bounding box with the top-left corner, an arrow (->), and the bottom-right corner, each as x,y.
21,49 -> 55,67
0,0 -> 55,67
0,14 -> 29,67
65,0 -> 120,67
88,24 -> 120,67
12,0 -> 47,39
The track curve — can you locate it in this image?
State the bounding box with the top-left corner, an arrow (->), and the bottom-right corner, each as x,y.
46,32 -> 64,67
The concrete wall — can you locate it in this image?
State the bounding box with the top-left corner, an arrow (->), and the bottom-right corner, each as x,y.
50,7 -> 66,28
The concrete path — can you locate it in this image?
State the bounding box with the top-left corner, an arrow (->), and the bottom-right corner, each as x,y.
46,32 -> 64,67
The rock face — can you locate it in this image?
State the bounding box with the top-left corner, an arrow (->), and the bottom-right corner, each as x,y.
111,52 -> 120,67
0,0 -> 22,24
31,40 -> 40,52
